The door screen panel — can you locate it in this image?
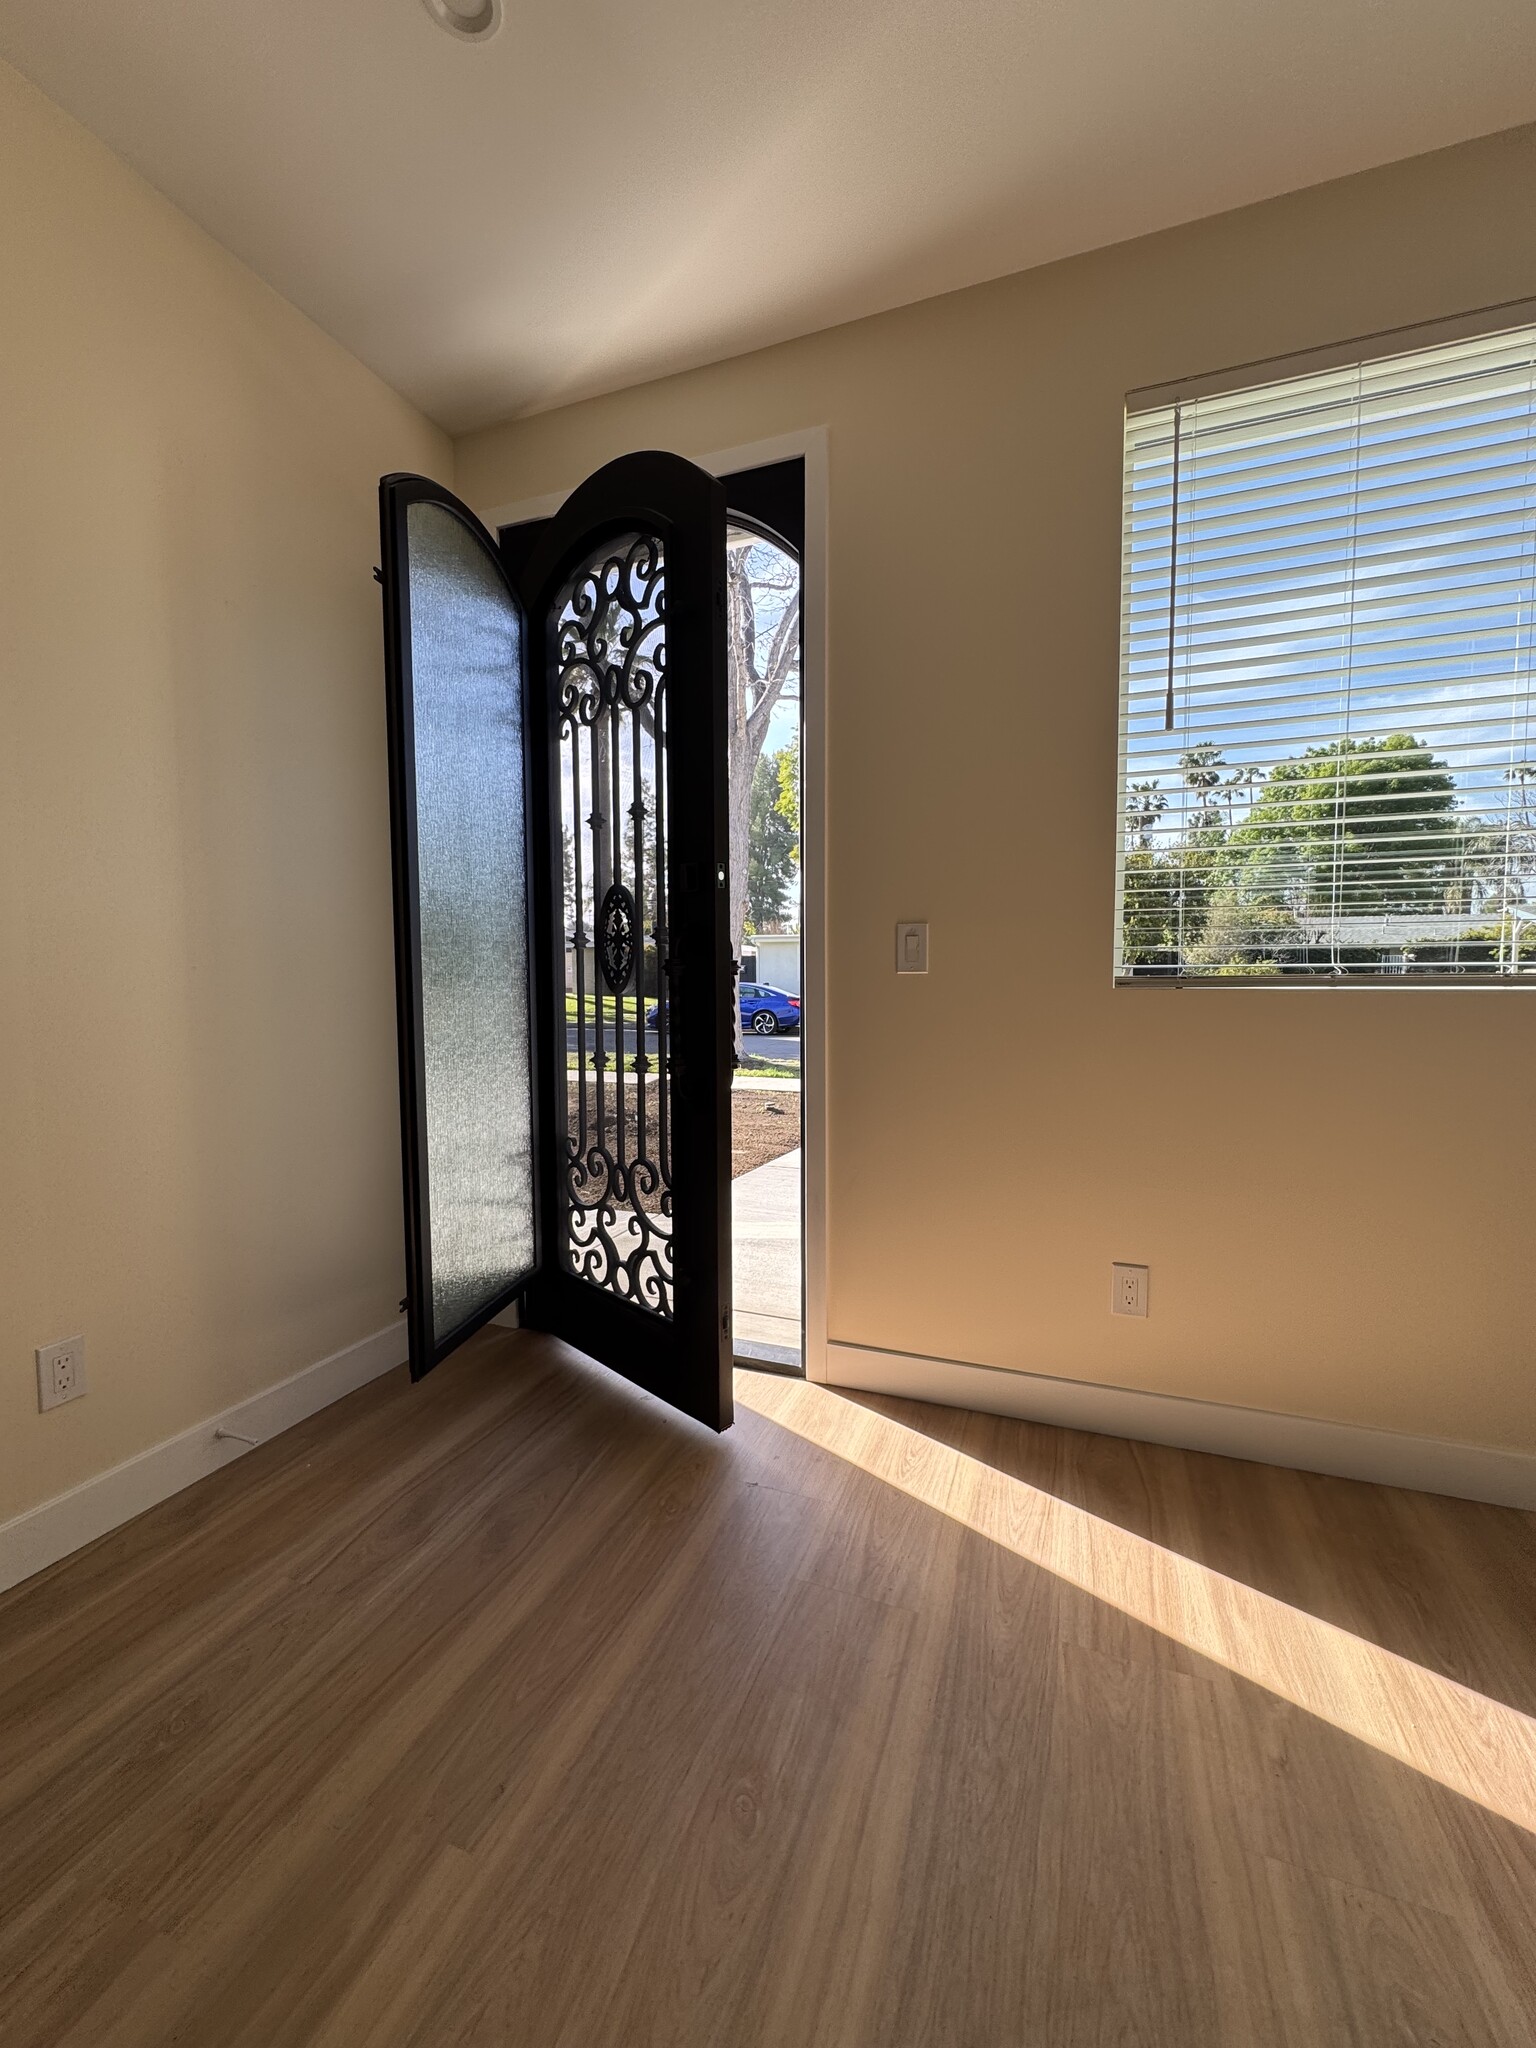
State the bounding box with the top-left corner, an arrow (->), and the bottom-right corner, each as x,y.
406,498 -> 535,1345
555,532 -> 673,1316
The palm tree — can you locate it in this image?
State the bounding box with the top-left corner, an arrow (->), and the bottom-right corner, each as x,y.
1222,763 -> 1264,830
1125,780 -> 1168,850
1179,744 -> 1226,831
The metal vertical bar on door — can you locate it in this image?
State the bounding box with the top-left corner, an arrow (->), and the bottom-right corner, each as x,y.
571,728 -> 588,1180
589,711 -> 606,1160
631,674 -> 647,1169
655,662 -> 670,1183
609,689 -> 624,1191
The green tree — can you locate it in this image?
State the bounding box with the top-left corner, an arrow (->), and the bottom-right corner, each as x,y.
747,742 -> 798,930
1120,849 -> 1178,963
1183,886 -> 1295,972
1233,734 -> 1463,914
1120,833 -> 1232,964
774,731 -> 800,865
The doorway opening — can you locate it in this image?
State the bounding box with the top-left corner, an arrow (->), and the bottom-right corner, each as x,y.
721,460 -> 803,1374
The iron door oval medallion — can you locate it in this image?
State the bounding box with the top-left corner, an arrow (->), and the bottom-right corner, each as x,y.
598,884 -> 638,993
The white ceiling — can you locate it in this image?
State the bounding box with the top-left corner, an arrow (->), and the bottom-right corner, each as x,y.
3,1 -> 1535,433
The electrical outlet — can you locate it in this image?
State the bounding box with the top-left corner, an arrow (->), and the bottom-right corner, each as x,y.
36,1336 -> 87,1411
1110,1265 -> 1149,1318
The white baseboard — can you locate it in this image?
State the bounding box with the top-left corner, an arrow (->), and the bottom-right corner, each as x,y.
826,1342 -> 1536,1511
0,1322 -> 409,1597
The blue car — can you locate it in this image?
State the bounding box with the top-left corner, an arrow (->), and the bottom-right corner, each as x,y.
738,981 -> 801,1036
645,982 -> 801,1036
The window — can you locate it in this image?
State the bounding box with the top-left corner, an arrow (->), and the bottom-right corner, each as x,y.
1116,314 -> 1536,982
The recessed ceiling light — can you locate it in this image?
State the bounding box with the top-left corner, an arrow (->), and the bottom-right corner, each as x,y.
421,0 -> 503,42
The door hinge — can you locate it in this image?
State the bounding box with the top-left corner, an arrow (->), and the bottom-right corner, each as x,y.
373,566 -> 384,584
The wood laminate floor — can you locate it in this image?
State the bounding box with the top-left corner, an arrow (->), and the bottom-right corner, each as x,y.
2,1330 -> 1534,2046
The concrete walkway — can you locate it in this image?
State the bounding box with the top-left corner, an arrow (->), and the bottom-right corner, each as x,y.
732,1147 -> 801,1359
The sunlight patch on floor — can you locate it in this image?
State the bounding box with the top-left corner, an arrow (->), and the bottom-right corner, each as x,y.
737,1371 -> 1536,1837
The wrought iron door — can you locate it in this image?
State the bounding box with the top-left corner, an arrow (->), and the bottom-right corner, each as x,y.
520,454 -> 732,1428
380,454 -> 732,1430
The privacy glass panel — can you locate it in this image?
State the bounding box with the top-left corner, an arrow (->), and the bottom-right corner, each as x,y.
407,500 -> 535,1342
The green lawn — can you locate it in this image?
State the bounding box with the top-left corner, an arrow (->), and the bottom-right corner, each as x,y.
564,1051 -> 800,1075
563,993 -> 637,1024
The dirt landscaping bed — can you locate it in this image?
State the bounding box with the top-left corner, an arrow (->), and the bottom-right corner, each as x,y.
564,1080 -> 799,1196
731,1090 -> 800,1178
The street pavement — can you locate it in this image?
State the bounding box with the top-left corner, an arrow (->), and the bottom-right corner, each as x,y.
566,1022 -> 800,1073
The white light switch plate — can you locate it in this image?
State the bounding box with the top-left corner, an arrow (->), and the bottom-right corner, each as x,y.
896,921 -> 928,973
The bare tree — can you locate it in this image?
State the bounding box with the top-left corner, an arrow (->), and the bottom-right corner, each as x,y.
725,530 -> 800,1009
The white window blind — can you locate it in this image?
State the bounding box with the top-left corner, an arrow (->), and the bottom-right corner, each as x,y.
1116,317 -> 1536,981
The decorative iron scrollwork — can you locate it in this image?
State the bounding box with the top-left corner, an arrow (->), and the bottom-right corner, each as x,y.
556,535 -> 666,729
597,884 -> 637,993
555,532 -> 673,1319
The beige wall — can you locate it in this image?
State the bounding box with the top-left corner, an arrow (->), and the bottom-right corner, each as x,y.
460,123 -> 1536,1455
0,63 -> 448,1524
